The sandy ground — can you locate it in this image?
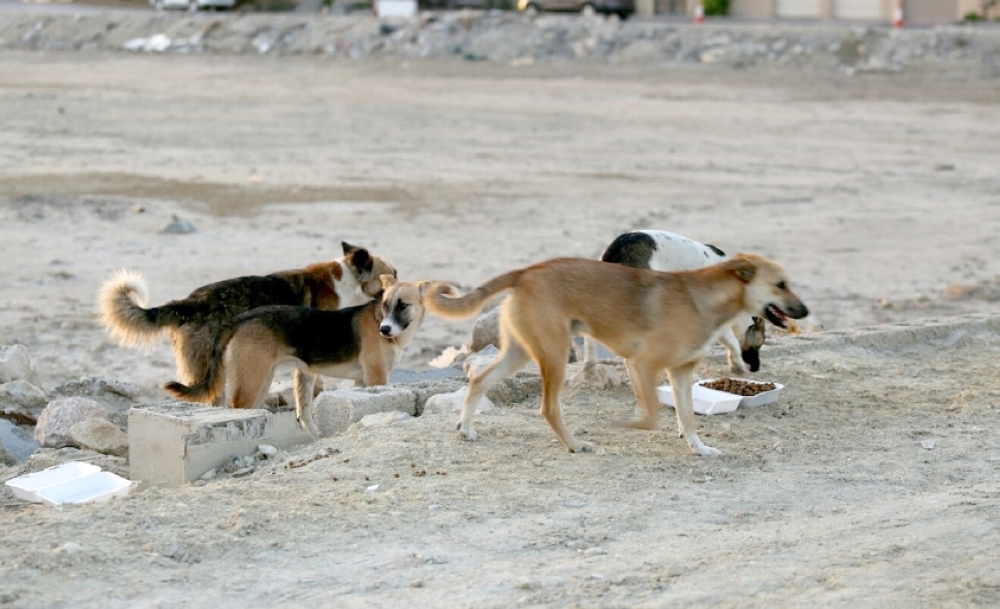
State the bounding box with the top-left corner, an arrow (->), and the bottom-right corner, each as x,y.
1,50 -> 1000,607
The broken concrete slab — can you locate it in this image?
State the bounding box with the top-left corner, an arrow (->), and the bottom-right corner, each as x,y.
388,366 -> 465,384
310,388 -> 417,437
127,401 -> 313,489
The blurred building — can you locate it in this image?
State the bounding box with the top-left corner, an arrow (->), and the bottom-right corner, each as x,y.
652,0 -> 985,25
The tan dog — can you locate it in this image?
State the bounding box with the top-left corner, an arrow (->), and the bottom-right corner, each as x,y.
165,276 -> 428,436
425,254 -> 808,456
99,242 -> 396,406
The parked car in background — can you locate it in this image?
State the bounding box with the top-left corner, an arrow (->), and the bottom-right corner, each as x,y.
517,0 -> 632,18
151,0 -> 236,11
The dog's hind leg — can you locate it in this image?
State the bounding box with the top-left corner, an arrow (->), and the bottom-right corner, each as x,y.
457,340 -> 530,442
536,350 -> 592,453
229,345 -> 277,409
665,363 -> 720,457
616,359 -> 662,431
294,369 -> 322,436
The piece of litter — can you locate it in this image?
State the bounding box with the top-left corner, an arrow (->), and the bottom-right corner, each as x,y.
367,484 -> 379,492
161,215 -> 196,235
921,439 -> 936,450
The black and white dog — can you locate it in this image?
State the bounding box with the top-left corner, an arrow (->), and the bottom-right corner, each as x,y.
584,230 -> 767,373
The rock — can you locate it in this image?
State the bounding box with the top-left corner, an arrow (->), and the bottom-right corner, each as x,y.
469,307 -> 501,352
0,344 -> 42,388
161,214 -> 196,234
34,397 -> 109,448
463,344 -> 501,378
1,380 -> 47,409
69,418 -> 129,457
423,387 -> 495,415
258,444 -> 278,457
571,363 -> 624,390
1,379 -> 48,425
53,376 -> 140,400
355,411 -> 411,428
51,377 -> 140,429
0,419 -> 41,465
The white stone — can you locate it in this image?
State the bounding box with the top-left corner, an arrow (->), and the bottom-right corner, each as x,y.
423,387 -> 495,415
0,380 -> 47,408
34,397 -> 109,449
0,345 -> 42,388
356,411 -> 411,429
69,418 -> 129,457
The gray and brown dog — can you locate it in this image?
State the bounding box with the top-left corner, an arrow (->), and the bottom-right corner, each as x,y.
165,276 -> 428,436
426,254 -> 808,456
99,242 -> 396,406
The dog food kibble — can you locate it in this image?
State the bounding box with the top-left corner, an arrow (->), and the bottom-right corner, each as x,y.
701,378 -> 776,396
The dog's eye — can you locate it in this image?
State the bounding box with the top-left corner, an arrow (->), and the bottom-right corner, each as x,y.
776,281 -> 787,291
382,302 -> 389,310
397,302 -> 409,310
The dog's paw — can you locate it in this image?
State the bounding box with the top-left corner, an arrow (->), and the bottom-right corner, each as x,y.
686,434 -> 721,457
456,423 -> 478,442
692,443 -> 722,457
569,440 -> 595,453
297,413 -> 323,437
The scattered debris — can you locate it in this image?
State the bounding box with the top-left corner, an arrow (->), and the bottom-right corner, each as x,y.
161,214 -> 196,235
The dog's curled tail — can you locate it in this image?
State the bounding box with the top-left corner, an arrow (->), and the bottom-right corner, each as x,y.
424,270 -> 523,321
162,322 -> 235,404
98,269 -> 162,349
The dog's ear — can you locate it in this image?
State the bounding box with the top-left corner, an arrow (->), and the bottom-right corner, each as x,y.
415,280 -> 432,299
345,244 -> 373,275
726,256 -> 757,283
380,274 -> 397,291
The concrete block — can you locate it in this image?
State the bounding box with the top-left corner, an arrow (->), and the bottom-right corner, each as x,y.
127,401 -> 313,489
311,388 -> 417,437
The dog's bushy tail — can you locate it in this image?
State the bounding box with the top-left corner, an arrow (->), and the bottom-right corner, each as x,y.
162,322 -> 236,404
98,270 -> 164,349
424,270 -> 524,321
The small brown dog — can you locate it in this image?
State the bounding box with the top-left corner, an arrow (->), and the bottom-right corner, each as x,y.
425,254 -> 808,456
165,276 -> 428,436
99,242 -> 396,406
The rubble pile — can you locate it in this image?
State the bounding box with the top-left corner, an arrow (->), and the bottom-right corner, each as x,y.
1,11 -> 998,74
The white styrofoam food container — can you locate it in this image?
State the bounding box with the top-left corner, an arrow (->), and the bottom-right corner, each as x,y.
657,384 -> 742,416
4,462 -> 101,503
4,463 -> 133,506
35,472 -> 133,506
699,378 -> 784,408
657,378 -> 784,415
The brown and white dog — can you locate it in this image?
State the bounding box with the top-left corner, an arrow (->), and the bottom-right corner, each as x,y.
164,276 -> 428,436
425,254 -> 808,456
99,242 -> 396,406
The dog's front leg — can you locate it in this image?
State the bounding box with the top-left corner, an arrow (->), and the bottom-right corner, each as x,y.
666,364 -> 721,457
294,369 -> 322,436
718,327 -> 747,374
